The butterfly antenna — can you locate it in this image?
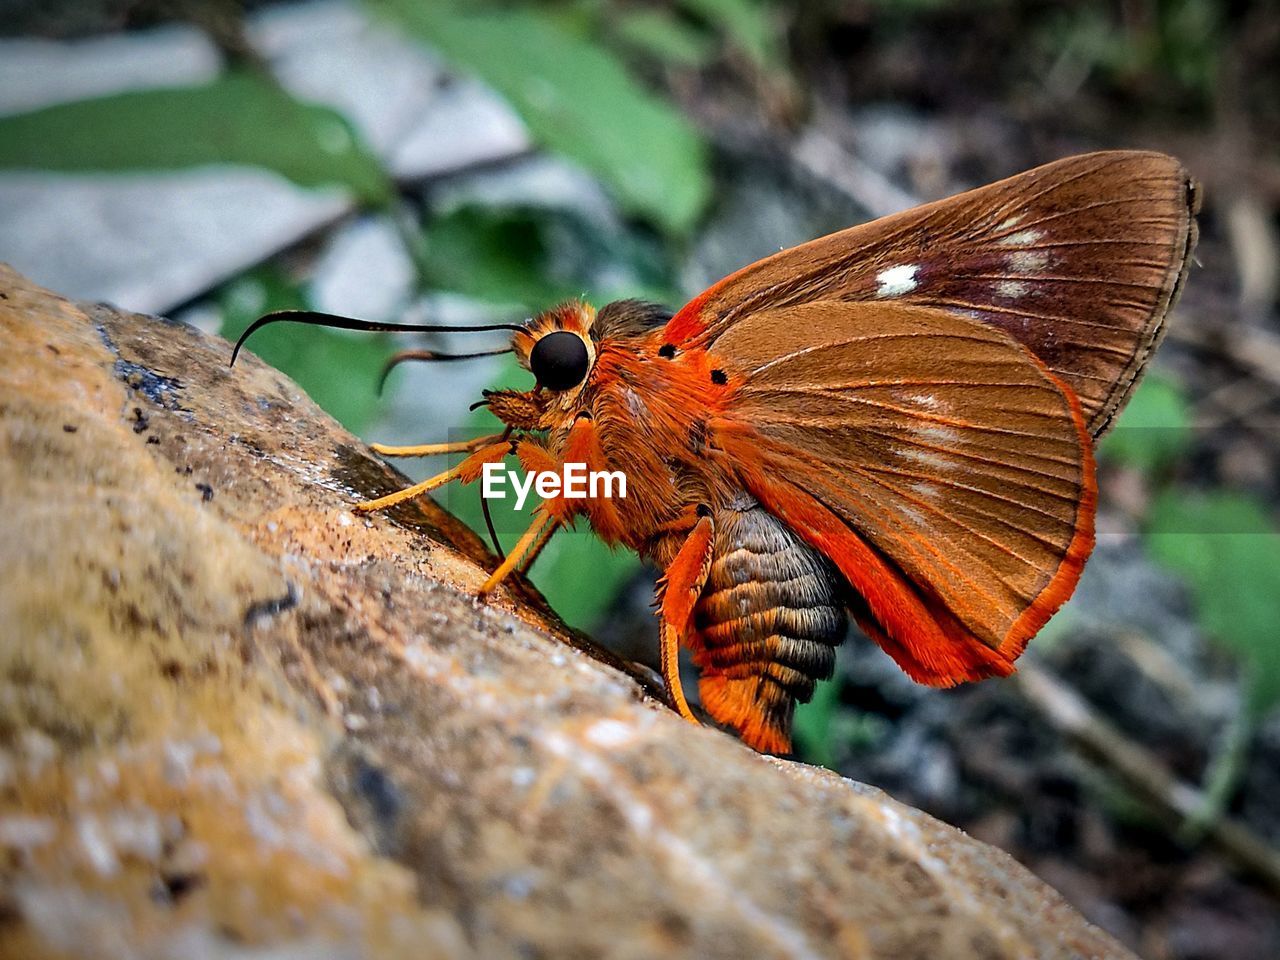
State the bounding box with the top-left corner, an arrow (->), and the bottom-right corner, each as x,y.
377,347 -> 513,396
230,310 -> 525,366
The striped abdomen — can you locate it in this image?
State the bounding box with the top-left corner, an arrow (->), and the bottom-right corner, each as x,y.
692,496 -> 847,753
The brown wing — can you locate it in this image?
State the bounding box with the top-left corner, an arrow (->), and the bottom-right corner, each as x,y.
707,300 -> 1094,685
669,151 -> 1198,437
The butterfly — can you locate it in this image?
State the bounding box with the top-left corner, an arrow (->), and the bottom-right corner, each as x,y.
234,151 -> 1198,754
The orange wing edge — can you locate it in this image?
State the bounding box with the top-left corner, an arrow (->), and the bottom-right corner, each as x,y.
721,370 -> 1097,687
997,368 -> 1097,667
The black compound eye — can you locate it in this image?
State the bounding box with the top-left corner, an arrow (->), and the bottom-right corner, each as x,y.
529,331 -> 589,391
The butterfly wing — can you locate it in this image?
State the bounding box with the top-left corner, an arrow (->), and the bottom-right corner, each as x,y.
706,300 -> 1094,685
669,150 -> 1198,437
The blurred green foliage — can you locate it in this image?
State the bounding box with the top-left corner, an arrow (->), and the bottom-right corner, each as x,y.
1147,491 -> 1280,719
416,204 -> 676,308
1098,373 -> 1280,823
217,266 -> 390,435
794,678 -> 890,768
679,0 -> 785,71
862,0 -> 1226,111
418,208 -> 580,308
0,72 -> 391,205
371,0 -> 711,235
792,678 -> 840,768
1038,0 -> 1223,104
1145,487 -> 1280,832
611,7 -> 717,67
1102,374 -> 1280,721
1098,372 -> 1192,475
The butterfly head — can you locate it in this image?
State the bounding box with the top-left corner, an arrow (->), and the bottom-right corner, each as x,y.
480,300 -> 597,430
513,300 -> 597,393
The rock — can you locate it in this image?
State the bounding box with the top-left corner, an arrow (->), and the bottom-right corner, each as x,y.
0,265 -> 1135,959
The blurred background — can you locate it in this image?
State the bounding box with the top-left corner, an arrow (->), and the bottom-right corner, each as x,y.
2,2 -> 1278,957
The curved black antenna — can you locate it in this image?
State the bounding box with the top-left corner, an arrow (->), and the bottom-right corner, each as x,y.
377,347 -> 513,396
481,495 -> 505,562
230,310 -> 525,365
481,426 -> 515,560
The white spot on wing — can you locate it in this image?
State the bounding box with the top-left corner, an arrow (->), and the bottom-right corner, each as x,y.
996,215 -> 1024,231
892,390 -> 945,411
898,504 -> 925,525
897,448 -> 956,471
915,424 -> 961,445
997,228 -> 1044,247
1009,250 -> 1052,274
875,264 -> 919,298
996,280 -> 1030,299
895,422 -> 962,471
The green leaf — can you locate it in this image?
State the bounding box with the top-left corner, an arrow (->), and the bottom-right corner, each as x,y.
680,0 -> 783,70
217,266 -> 389,434
793,677 -> 839,768
419,207 -> 575,308
1098,373 -> 1191,474
527,533 -> 643,630
370,0 -> 710,235
1146,491 -> 1280,717
614,9 -> 716,68
419,203 -> 681,311
0,71 -> 392,205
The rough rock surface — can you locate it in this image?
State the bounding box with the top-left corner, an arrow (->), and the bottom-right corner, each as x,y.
0,265 -> 1135,959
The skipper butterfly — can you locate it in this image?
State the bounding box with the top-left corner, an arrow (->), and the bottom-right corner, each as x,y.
235,151 -> 1198,753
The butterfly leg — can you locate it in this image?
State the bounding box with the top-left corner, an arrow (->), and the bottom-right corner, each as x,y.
478,507 -> 560,595
477,438 -> 572,594
354,439 -> 512,512
656,511 -> 715,725
370,433 -> 506,458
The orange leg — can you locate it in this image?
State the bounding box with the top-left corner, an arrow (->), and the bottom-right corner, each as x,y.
479,507 -> 560,595
477,437 -> 575,594
371,433 -> 505,458
656,513 -> 715,725
355,440 -> 511,513
511,509 -> 559,577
